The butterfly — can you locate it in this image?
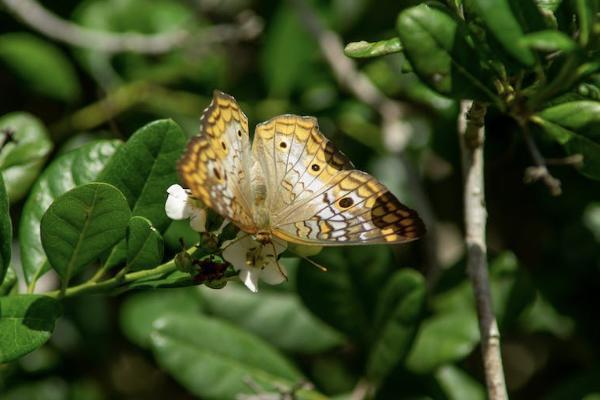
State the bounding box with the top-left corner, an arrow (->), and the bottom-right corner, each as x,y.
178,90 -> 425,247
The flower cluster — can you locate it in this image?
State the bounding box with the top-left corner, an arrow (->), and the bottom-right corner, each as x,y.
165,184 -> 287,292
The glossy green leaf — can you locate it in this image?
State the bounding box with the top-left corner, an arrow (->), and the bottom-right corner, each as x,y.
575,0 -> 592,46
120,288 -> 202,348
405,311 -> 480,373
0,174 -> 11,283
436,365 -> 486,400
0,266 -> 17,296
150,314 -> 303,399
367,270 -> 426,383
466,0 -> 535,65
124,269 -> 192,290
396,4 -> 499,102
296,247 -> 394,341
40,183 -> 131,286
535,0 -> 563,12
0,295 -> 61,363
98,119 -> 186,231
126,216 -> 164,271
344,38 -> 403,58
534,101 -> 600,180
200,283 -> 343,354
20,140 -> 121,287
0,33 -> 80,102
520,30 -> 578,52
0,112 -> 53,203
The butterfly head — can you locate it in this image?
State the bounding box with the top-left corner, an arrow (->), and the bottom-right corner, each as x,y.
255,230 -> 272,245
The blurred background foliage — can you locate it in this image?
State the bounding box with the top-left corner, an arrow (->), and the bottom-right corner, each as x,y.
0,0 -> 598,399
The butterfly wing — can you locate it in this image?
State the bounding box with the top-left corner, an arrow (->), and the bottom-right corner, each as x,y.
252,115 -> 425,245
178,91 -> 256,232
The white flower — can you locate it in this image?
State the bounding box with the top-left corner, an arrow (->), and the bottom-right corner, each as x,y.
165,184 -> 207,232
222,232 -> 288,292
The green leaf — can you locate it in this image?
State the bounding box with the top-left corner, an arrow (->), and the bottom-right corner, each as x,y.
124,269 -> 192,290
20,140 -> 121,287
261,3 -> 315,97
405,311 -> 480,373
465,0 -> 536,65
519,30 -> 578,52
296,247 -> 394,341
0,174 -> 11,283
0,266 -> 17,296
0,33 -> 80,102
367,270 -> 426,383
535,0 -> 563,12
98,119 -> 186,231
150,314 -> 303,399
575,0 -> 592,47
0,112 -> 53,203
200,283 -> 343,354
435,365 -> 486,400
534,100 -> 600,180
344,38 -> 403,58
120,288 -> 202,348
126,216 -> 164,271
0,295 -> 61,363
40,183 -> 131,286
396,4 -> 499,102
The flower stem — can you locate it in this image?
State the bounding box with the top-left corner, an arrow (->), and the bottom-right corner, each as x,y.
45,259 -> 178,299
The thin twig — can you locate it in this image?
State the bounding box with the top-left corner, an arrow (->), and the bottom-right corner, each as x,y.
458,101 -> 508,400
288,0 -> 441,285
1,0 -> 262,54
521,125 -> 562,196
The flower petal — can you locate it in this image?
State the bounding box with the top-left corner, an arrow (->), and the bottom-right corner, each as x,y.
165,184 -> 192,219
260,260 -> 288,285
189,209 -> 207,232
239,269 -> 259,292
222,233 -> 252,271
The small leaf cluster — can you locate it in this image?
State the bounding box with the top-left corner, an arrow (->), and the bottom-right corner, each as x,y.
347,0 -> 600,181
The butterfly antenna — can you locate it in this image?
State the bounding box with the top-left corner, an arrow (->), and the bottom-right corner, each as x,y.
286,247 -> 328,272
270,241 -> 288,281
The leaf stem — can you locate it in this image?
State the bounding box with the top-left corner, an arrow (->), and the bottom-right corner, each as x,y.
458,101 -> 508,400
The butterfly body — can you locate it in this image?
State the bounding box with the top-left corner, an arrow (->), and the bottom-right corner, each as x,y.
178,91 -> 425,247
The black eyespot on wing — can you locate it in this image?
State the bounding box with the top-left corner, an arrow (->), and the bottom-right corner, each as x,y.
311,164 -> 320,171
339,197 -> 354,208
280,142 -> 288,149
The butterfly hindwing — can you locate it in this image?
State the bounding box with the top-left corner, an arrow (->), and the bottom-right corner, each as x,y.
178,91 -> 255,231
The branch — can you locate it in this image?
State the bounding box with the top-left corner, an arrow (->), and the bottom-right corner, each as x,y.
1,0 -> 262,54
458,101 -> 508,400
288,0 -> 441,285
521,125 -> 562,196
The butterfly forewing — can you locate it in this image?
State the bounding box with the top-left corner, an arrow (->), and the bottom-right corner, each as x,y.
177,91 -> 255,232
